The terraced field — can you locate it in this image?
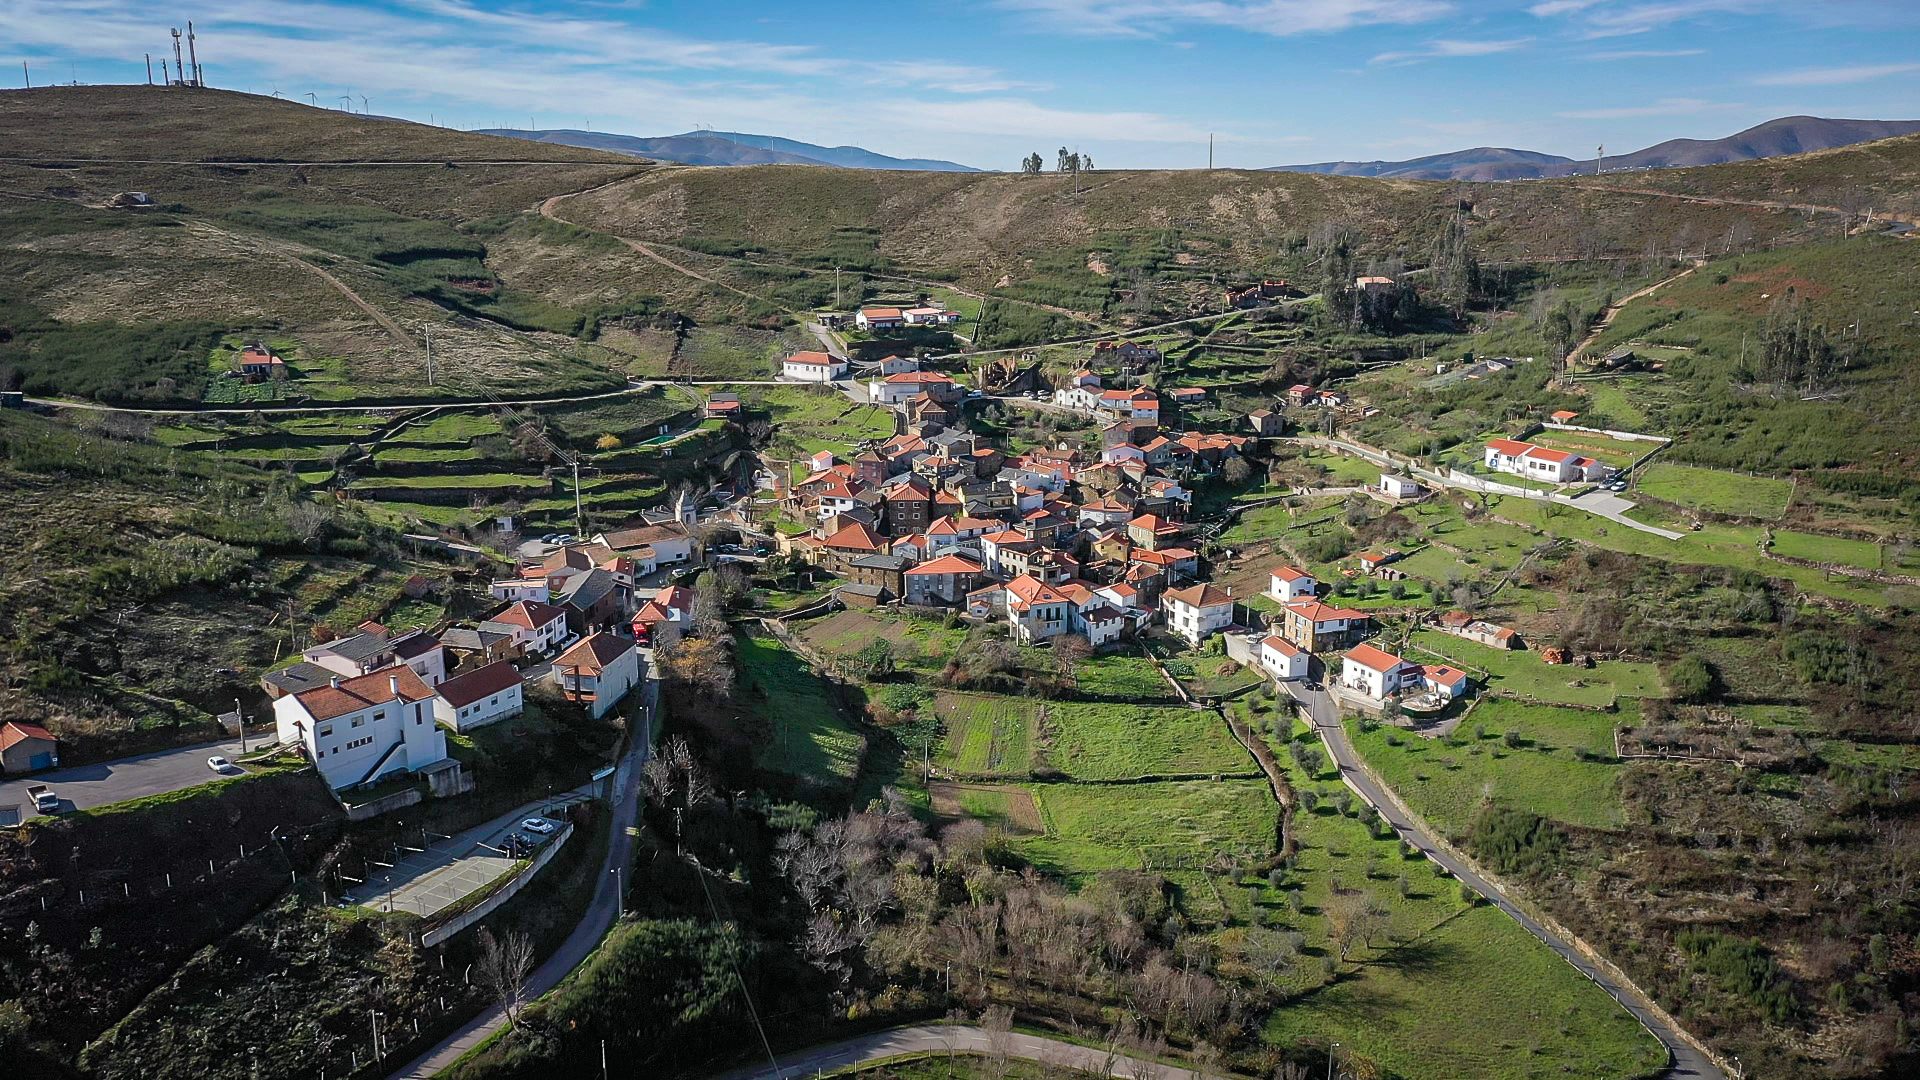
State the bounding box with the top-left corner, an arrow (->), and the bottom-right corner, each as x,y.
1043,702 -> 1252,780
933,691 -> 1038,776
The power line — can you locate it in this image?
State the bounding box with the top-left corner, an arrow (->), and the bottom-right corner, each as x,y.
687,854 -> 782,1078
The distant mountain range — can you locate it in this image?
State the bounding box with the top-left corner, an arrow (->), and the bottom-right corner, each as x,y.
473,127 -> 978,172
1270,116 -> 1920,181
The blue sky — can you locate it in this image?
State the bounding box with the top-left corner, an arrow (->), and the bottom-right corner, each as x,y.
6,1 -> 1920,168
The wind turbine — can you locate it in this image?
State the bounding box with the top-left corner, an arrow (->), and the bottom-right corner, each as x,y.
359,95 -> 368,114
305,92 -> 316,106
269,84 -> 281,99
339,95 -> 351,110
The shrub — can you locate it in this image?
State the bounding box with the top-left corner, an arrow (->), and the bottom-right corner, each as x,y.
1676,929 -> 1795,1023
1468,807 -> 1564,877
1664,655 -> 1717,703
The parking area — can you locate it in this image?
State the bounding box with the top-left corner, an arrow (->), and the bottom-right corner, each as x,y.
0,734 -> 265,819
343,794 -> 587,918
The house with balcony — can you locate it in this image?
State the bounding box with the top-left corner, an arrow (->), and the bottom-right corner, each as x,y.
273,667 -> 447,791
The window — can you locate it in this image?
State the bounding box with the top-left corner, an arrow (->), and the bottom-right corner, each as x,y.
351,717 -> 364,728
318,726 -> 334,738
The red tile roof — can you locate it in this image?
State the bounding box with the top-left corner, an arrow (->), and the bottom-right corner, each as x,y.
785,350 -> 839,368
1270,565 -> 1312,583
824,522 -> 887,552
1260,635 -> 1302,657
554,632 -> 634,676
1485,438 -> 1533,456
0,721 -> 55,750
1344,642 -> 1407,672
490,599 -> 566,630
1286,599 -> 1366,623
906,553 -> 983,576
1163,583 -> 1233,608
294,665 -> 435,723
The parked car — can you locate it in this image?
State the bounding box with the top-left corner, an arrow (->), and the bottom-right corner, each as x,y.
26,785 -> 59,813
207,755 -> 235,773
521,817 -> 556,834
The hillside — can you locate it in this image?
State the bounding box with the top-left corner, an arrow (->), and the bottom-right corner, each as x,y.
479,126 -> 978,171
1274,115 -> 1920,181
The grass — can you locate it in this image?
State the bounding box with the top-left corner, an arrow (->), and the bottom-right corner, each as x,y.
1044,701 -> 1253,780
1013,779 -> 1276,876
1530,429 -> 1657,469
1769,528 -> 1882,569
736,632 -> 867,788
1346,701 -> 1629,835
1070,652 -> 1177,701
1637,462 -> 1793,519
932,691 -> 1038,776
796,607 -> 970,675
1407,630 -> 1664,709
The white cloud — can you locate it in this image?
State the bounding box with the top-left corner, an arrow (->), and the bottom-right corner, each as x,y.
1527,0 -> 1603,15
993,0 -> 1452,39
1754,62 -> 1920,87
1554,96 -> 1736,119
1584,47 -> 1706,60
1369,37 -> 1531,66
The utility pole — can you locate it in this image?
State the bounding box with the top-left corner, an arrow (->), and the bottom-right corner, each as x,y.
145,55 -> 153,85
1595,145 -> 1603,177
236,698 -> 246,753
171,28 -> 185,85
1208,132 -> 1214,171
573,460 -> 584,537
424,327 -> 434,386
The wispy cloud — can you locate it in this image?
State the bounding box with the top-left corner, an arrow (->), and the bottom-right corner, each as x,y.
1525,0 -> 1760,39
1584,47 -> 1706,60
1555,96 -> 1737,119
994,0 -> 1452,39
1527,0 -> 1603,15
1370,37 -> 1531,66
1754,62 -> 1920,86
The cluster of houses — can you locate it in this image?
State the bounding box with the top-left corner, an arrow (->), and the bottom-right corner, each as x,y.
261,520 -> 702,792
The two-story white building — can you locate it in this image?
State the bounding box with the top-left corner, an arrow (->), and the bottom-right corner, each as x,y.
869,370 -> 958,406
478,599 -> 570,655
1005,574 -> 1074,643
551,632 -> 644,719
273,666 -> 446,791
432,660 -> 525,732
1257,633 -> 1308,682
1160,583 -> 1236,645
1339,643 -> 1425,701
1267,564 -> 1317,603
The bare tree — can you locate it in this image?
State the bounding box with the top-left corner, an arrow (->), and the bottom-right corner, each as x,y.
982,1004 -> 1016,1077
475,928 -> 535,1029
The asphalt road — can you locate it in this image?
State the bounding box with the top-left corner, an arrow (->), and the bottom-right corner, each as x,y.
387,666 -> 656,1079
708,1023 -> 1210,1080
1283,678 -> 1724,1080
0,733 -> 266,818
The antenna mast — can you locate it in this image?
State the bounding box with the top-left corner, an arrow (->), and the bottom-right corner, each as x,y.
145,54 -> 153,85
186,21 -> 200,86
171,28 -> 185,85
1595,144 -> 1603,177
1208,133 -> 1214,170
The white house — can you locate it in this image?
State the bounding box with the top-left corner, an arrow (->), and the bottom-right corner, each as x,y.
479,599 -> 569,655
1267,565 -> 1317,603
273,666 -> 447,791
902,306 -> 962,326
869,370 -> 958,406
1005,574 -> 1074,643
1097,388 -> 1160,424
550,632 -> 644,720
488,576 -> 550,603
1258,634 -> 1308,682
1053,370 -> 1104,412
1078,604 -> 1128,650
390,630 -> 449,687
1483,438 -> 1611,484
1338,642 -> 1424,702
1095,581 -> 1142,610
598,522 -> 697,568
855,307 -> 905,331
1160,583 -> 1236,645
1379,474 -> 1422,499
432,660 -> 525,733
1421,663 -> 1471,701
782,350 -> 848,382
876,354 -> 920,375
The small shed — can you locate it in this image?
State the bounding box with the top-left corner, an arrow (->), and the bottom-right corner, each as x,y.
0,721 -> 59,775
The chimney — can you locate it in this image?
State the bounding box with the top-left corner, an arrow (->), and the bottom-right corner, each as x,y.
390,674 -> 401,698
329,676 -> 341,689
1225,585 -> 1234,597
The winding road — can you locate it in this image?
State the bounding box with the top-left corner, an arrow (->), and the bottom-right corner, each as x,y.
386,670 -> 655,1080
708,1023 -> 1210,1080
1283,678 -> 1724,1080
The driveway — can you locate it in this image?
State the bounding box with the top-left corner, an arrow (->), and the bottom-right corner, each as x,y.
387,663 -> 657,1079
1283,678 -> 1722,1080
1563,488 -> 1685,540
709,1023 -> 1210,1080
0,733 -> 270,818
344,791 -> 591,917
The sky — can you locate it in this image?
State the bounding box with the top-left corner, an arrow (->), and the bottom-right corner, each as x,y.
5,0 -> 1920,169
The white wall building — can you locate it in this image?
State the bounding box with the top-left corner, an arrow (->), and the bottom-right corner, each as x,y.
1160,583 -> 1236,645
273,666 -> 446,791
1379,474 -> 1422,499
1339,643 -> 1424,702
551,632 -> 644,719
1267,565 -> 1317,603
1483,439 -> 1611,484
479,599 -> 570,655
782,351 -> 848,382
1258,634 -> 1308,682
432,660 -> 525,732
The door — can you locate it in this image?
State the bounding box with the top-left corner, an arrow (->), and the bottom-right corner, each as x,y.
30,751 -> 54,770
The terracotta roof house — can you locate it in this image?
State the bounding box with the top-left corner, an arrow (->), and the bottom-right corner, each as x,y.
0,721 -> 58,774
272,666 -> 446,790
551,632 -> 644,719
433,660 -> 525,732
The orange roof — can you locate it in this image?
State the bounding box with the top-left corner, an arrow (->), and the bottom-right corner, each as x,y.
1286,599 -> 1366,623
1422,664 -> 1469,685
824,522 -> 887,552
1163,583 -> 1233,608
1259,635 -> 1302,657
1486,438 -> 1533,456
1270,565 -> 1312,582
906,553 -> 983,575
294,665 -> 435,723
1521,445 -> 1575,465
0,721 -> 54,750
489,599 -> 566,629
1344,642 -> 1408,672
555,632 -> 634,676
1550,410 -> 1579,421
883,371 -> 953,383
437,660 -> 523,708
785,350 -> 839,367
860,307 -> 904,319
1005,574 -> 1070,611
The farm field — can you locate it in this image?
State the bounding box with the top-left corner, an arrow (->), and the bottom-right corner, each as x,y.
1406,630 -> 1664,709
1769,528 -> 1882,569
932,691 -> 1038,777
1013,779 -> 1276,877
1346,702 -> 1630,835
795,607 -> 970,675
1258,707 -> 1664,1078
1637,462 -> 1793,519
1070,652 -> 1177,701
736,632 -> 867,790
1043,702 -> 1252,781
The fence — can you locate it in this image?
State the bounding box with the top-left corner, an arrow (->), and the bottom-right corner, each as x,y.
421,820 -> 575,947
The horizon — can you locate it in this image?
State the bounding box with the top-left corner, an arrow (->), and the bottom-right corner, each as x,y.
4,2 -> 1920,170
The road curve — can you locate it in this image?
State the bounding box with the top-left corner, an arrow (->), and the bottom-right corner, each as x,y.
386,676 -> 655,1080
1284,680 -> 1724,1080
707,1023 -> 1210,1080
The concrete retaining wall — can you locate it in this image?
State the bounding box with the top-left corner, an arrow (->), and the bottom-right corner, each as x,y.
1540,422 -> 1671,444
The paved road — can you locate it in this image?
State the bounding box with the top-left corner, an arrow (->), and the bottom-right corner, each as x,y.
1282,678 -> 1723,1080
387,664 -> 656,1079
0,733 -> 269,818
709,1023 -> 1211,1080
1566,487 -> 1685,540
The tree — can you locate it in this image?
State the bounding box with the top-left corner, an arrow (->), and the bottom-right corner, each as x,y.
1665,655 -> 1716,704
1222,455 -> 1253,486
657,634 -> 735,699
594,433 -> 621,451
476,928 -> 535,1029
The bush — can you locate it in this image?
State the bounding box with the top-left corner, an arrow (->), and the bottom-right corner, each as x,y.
1468,807 -> 1563,877
1664,655 -> 1717,703
1676,929 -> 1795,1023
